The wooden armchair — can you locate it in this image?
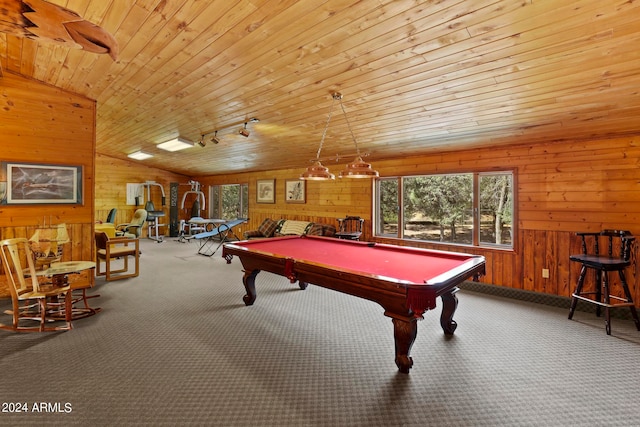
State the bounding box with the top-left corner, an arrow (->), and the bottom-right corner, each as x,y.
335,216 -> 364,240
0,238 -> 72,332
95,231 -> 140,281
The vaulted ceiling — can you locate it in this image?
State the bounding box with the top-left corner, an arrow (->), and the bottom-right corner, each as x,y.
2,0 -> 640,177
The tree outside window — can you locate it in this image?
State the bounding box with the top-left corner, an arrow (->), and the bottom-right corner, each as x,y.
209,183 -> 248,220
375,172 -> 513,248
376,178 -> 398,236
479,173 -> 512,246
403,175 -> 473,244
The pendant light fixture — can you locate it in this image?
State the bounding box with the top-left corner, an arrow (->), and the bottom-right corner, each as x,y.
301,92 -> 378,180
336,94 -> 379,178
300,93 -> 340,180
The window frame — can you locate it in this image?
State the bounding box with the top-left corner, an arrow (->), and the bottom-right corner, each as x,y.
374,170 -> 516,250
208,183 -> 248,220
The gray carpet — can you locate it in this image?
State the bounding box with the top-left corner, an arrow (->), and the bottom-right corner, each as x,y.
1,238 -> 639,426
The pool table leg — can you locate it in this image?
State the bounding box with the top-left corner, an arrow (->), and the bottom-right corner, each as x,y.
392,318 -> 417,373
440,289 -> 459,335
242,269 -> 260,305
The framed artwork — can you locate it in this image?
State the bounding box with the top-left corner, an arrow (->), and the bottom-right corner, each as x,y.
1,162 -> 83,205
256,179 -> 275,204
285,179 -> 306,203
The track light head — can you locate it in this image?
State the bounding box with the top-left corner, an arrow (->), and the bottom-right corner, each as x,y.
199,131 -> 220,145
210,131 -> 220,144
202,119 -> 258,142
239,123 -> 250,137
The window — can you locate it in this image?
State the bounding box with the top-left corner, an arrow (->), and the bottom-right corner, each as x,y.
478,172 -> 513,246
375,171 -> 513,248
209,184 -> 248,220
376,178 -> 399,237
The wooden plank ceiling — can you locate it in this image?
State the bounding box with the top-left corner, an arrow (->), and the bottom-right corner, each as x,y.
1,0 -> 640,177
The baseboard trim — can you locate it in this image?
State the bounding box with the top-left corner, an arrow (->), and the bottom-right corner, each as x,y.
459,281 -> 635,321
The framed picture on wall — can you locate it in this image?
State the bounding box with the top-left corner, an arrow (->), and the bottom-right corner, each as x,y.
1,162 -> 83,205
285,179 -> 306,203
256,179 -> 275,204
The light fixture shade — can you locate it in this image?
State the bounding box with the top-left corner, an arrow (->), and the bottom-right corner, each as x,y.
157,137 -> 193,152
128,151 -> 153,160
300,161 -> 335,180
338,156 -> 379,178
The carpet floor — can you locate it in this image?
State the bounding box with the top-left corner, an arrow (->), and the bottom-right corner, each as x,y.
1,238 -> 639,426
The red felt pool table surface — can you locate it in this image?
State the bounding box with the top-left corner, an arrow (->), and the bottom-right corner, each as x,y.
226,235 -> 479,285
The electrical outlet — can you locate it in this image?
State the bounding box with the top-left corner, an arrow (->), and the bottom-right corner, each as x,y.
542,268 -> 550,279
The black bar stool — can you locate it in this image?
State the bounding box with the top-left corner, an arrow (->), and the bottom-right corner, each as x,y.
568,229 -> 640,335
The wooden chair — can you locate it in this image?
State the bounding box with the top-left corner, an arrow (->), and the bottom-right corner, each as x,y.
0,238 -> 72,332
95,231 -> 140,281
568,230 -> 640,335
335,216 -> 364,240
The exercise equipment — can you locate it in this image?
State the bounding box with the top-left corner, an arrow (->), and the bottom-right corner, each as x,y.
180,180 -> 205,215
136,181 -> 166,242
176,217 -> 226,243
190,218 -> 247,256
169,182 -> 179,237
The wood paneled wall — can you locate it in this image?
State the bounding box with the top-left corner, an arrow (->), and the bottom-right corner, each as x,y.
197,168 -> 373,240
371,137 -> 640,304
0,72 -> 95,276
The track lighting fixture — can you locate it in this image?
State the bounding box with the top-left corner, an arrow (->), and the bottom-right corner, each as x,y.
200,118 -> 258,145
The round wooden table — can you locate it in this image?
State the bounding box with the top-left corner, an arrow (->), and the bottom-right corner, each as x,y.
43,261 -> 96,287
41,261 -> 99,319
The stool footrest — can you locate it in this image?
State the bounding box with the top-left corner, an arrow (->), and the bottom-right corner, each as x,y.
571,293 -> 635,308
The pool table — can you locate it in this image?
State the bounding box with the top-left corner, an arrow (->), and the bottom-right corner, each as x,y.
222,235 -> 485,373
